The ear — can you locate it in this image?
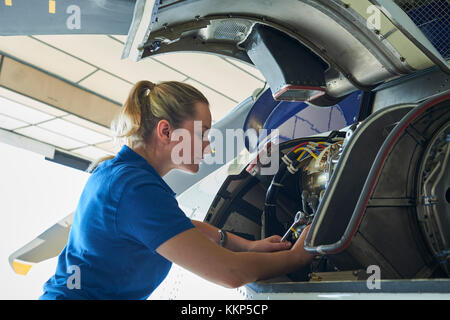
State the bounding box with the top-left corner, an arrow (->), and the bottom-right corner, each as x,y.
156,119 -> 172,143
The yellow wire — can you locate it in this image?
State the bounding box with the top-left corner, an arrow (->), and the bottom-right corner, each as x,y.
295,146 -> 321,161
294,147 -> 306,154
294,142 -> 314,153
294,141 -> 328,153
292,141 -> 332,166
296,150 -> 306,161
294,142 -> 330,159
290,227 -> 298,238
304,147 -> 318,158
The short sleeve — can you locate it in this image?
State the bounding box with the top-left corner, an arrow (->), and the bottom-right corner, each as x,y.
116,178 -> 195,251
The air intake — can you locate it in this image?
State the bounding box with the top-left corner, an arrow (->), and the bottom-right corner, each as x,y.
241,24 -> 328,102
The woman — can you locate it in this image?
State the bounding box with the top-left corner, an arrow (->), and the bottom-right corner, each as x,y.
40,80 -> 313,300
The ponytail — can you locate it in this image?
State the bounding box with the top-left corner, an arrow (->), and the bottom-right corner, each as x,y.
113,80 -> 156,146
87,80 -> 208,173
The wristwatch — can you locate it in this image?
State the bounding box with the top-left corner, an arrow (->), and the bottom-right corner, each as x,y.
218,229 -> 227,247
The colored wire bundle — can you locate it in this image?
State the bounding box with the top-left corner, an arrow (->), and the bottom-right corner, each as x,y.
292,141 -> 330,162
282,140 -> 332,175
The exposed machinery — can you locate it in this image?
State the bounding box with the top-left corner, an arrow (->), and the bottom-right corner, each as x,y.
205,94 -> 450,283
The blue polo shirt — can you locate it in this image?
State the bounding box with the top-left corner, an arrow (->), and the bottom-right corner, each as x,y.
39,145 -> 195,300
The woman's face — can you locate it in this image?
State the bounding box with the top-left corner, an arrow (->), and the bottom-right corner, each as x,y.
170,102 -> 212,174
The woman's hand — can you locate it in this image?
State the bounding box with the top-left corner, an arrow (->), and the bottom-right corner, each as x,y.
290,224 -> 314,265
247,235 -> 292,252
156,224 -> 314,288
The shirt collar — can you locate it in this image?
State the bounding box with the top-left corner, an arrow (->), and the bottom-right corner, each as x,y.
115,145 -> 177,196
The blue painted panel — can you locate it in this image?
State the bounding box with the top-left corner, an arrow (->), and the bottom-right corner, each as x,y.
244,89 -> 362,146
243,89 -> 280,133
272,90 -> 362,143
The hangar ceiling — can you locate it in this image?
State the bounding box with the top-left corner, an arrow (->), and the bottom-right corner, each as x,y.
0,34 -> 265,162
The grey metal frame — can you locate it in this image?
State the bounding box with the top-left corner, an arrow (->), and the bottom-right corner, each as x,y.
130,0 -> 433,99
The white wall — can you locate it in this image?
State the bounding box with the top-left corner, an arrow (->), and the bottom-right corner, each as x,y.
0,142 -> 89,299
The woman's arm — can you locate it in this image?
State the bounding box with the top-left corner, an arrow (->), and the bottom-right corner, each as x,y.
190,219 -> 249,251
191,219 -> 292,252
156,224 -> 313,289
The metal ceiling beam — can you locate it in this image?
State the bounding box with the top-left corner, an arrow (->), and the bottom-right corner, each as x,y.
0,54 -> 121,128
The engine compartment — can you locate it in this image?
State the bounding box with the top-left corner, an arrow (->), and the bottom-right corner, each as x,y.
204,97 -> 450,284
204,130 -> 353,282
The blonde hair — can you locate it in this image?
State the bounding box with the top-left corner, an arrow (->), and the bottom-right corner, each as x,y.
88,80 -> 209,172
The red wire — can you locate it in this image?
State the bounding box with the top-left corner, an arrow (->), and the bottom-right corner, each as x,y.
292,142 -> 309,152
